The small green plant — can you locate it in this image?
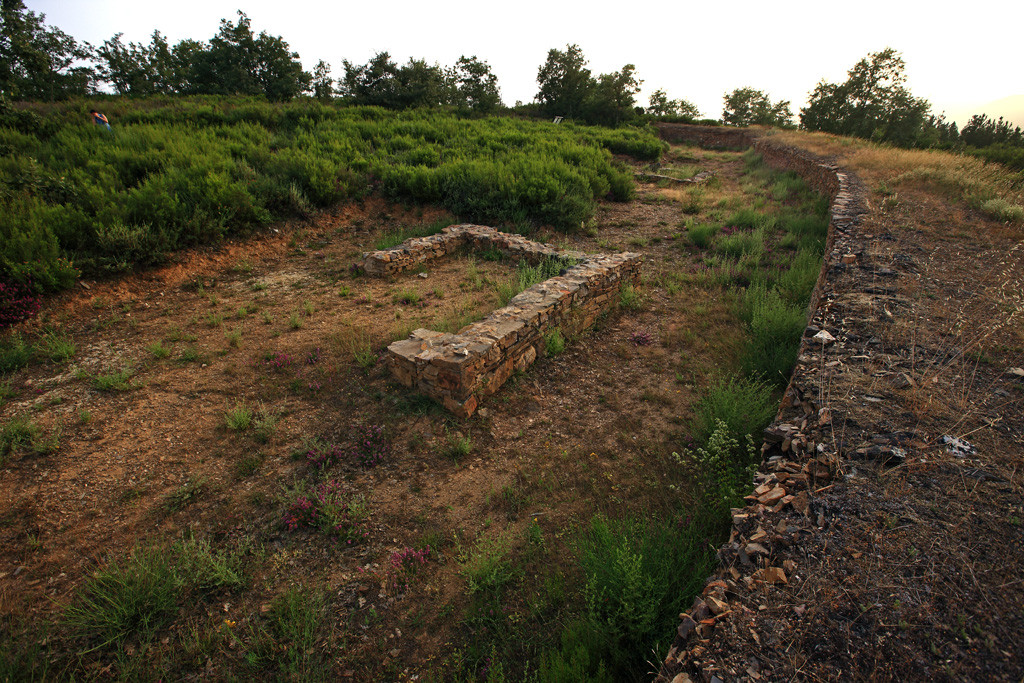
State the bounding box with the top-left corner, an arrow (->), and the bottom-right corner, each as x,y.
544,328 -> 566,356
166,326 -> 197,343
251,404 -> 280,444
375,218 -> 451,250
392,289 -> 422,305
302,300 -> 314,316
561,512 -> 719,680
164,476 -> 207,512
0,333 -> 35,373
236,453 -> 262,477
461,532 -> 518,597
37,328 -> 76,362
225,326 -> 243,348
90,367 -> 137,392
1,416 -> 40,460
687,222 -> 719,248
981,197 -> 1024,222
618,284 -> 645,311
63,544 -> 181,650
282,479 -> 370,546
495,257 -> 572,306
289,312 -> 303,330
739,284 -> 805,384
251,280 -> 267,291
63,538 -> 246,653
0,377 -> 15,405
443,429 -> 473,461
335,326 -> 376,370
178,346 -> 202,363
692,375 -> 777,447
205,312 -> 224,328
232,260 -> 253,274
675,419 -> 759,509
146,341 -> 171,358
224,403 -> 254,431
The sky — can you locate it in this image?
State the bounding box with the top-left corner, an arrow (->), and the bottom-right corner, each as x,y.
29,0 -> 1024,128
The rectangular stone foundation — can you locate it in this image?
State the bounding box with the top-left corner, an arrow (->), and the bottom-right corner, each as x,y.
363,226 -> 642,417
355,224 -> 586,276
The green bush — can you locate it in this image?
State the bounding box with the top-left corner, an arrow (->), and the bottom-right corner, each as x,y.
981,197 -> 1024,222
544,328 -> 566,356
775,247 -> 822,305
0,333 -> 34,372
1,416 -> 40,460
740,284 -> 806,384
693,375 -> 777,447
2,99 -> 661,291
63,539 -> 247,654
63,545 -> 182,649
687,222 -> 719,248
675,418 -> 760,509
551,512 -> 720,680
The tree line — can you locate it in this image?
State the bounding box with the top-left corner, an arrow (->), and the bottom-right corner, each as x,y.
0,2 -> 693,124
1,1 -> 1021,165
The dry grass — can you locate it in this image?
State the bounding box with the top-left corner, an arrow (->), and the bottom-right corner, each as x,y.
769,129 -> 1024,211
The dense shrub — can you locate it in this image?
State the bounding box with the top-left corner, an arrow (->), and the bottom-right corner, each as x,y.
1,98 -> 661,290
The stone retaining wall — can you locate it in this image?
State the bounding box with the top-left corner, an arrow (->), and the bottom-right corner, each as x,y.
358,225 -> 641,417
655,127 -> 870,681
655,123 -> 754,150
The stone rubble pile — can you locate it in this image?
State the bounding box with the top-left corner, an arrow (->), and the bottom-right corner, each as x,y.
357,225 -> 641,417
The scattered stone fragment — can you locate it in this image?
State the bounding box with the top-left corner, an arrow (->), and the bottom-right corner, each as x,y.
812,329 -> 836,345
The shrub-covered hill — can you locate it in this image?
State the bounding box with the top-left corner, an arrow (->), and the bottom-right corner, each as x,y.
0,97 -> 663,291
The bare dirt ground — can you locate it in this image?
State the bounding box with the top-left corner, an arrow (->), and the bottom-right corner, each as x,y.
1,147 -> 767,680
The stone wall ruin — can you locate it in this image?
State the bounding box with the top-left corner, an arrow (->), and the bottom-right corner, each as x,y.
356,224 -> 642,417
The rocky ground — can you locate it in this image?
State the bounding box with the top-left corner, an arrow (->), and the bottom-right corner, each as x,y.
659,131 -> 1024,682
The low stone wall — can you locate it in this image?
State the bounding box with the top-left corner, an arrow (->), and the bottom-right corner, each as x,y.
359,225 -> 641,417
355,224 -> 585,276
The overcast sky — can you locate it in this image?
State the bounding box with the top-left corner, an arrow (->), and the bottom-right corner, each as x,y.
29,0 -> 1024,127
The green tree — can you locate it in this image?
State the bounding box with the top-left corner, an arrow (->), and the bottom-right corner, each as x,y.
340,51 -> 398,106
646,89 -> 700,120
95,31 -> 179,96
584,64 -> 641,127
189,12 -> 309,101
392,58 -> 452,109
960,114 -> 1023,148
451,55 -> 501,113
0,0 -> 94,100
722,87 -> 792,127
340,52 -> 453,109
311,59 -> 333,100
535,44 -> 593,119
799,48 -> 930,146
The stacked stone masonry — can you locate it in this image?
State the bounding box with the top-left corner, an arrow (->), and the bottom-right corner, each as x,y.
357,225 -> 641,417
